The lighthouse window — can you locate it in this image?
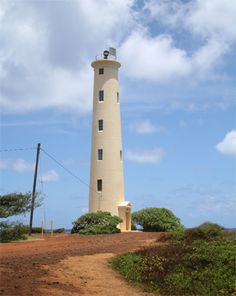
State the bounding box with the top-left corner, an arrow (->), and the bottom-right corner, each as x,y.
117,92 -> 120,103
97,179 -> 102,191
98,149 -> 103,160
99,90 -> 104,102
98,119 -> 103,131
120,150 -> 122,160
99,68 -> 104,75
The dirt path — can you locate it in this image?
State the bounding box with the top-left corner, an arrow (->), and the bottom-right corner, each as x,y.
39,253 -> 153,296
0,232 -> 161,295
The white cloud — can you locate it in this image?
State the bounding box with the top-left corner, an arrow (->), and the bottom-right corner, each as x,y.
119,28 -> 231,82
12,158 -> 35,172
186,0 -> 236,42
178,120 -> 187,128
120,31 -> 190,81
41,170 -> 59,182
0,160 -> 60,182
0,158 -> 34,172
0,0 -> 135,114
0,0 -> 235,114
145,0 -> 236,42
216,130 -> 236,157
122,0 -> 235,82
192,39 -> 229,74
195,194 -> 236,215
126,148 -> 166,164
0,159 -> 9,170
129,119 -> 165,134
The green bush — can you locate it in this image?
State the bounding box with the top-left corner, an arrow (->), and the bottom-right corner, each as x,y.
165,222 -> 225,243
79,224 -> 120,235
162,236 -> 236,295
0,221 -> 28,243
71,211 -> 122,235
165,228 -> 186,241
31,227 -> 42,233
112,223 -> 236,295
112,253 -> 143,282
54,228 -> 65,233
132,207 -> 183,232
22,226 -> 42,233
23,226 -> 65,234
185,222 -> 224,242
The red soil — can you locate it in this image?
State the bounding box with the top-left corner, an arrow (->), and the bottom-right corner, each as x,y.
0,232 -> 161,296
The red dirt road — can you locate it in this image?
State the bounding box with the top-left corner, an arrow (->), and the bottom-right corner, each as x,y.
0,232 -> 161,296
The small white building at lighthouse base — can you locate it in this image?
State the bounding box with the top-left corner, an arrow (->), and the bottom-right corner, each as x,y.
118,201 -> 132,231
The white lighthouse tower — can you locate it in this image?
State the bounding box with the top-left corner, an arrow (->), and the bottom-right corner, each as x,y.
89,48 -> 131,231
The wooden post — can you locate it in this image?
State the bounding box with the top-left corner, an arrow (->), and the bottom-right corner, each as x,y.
29,143 -> 41,235
41,220 -> 44,238
51,220 -> 53,237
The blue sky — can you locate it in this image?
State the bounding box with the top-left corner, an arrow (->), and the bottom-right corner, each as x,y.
0,0 -> 235,229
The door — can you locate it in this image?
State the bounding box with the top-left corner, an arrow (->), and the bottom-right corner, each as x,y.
125,209 -> 130,231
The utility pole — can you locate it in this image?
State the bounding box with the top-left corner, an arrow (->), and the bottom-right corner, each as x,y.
29,143 -> 41,235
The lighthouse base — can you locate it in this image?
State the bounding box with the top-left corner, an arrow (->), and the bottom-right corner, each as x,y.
118,201 -> 132,231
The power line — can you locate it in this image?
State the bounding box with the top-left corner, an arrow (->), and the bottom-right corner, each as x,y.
40,147 -> 100,196
0,147 -> 36,152
0,144 -> 100,196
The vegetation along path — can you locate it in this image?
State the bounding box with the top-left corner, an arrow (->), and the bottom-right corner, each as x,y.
0,232 -> 161,296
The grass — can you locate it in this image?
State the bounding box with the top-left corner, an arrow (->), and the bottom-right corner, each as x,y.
112,223 -> 236,295
23,234 -> 44,241
0,234 -> 45,244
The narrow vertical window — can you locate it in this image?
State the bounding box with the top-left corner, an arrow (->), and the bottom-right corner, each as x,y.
98,119 -> 103,131
99,90 -> 104,102
120,150 -> 122,160
97,179 -> 102,191
98,149 -> 103,160
117,92 -> 120,103
99,68 -> 104,75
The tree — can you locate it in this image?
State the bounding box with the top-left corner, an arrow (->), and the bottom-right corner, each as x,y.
132,207 -> 183,232
0,192 -> 43,218
0,192 -> 43,243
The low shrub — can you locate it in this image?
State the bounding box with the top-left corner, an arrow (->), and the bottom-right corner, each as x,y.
165,228 -> 186,241
112,223 -> 236,295
54,228 -> 65,233
132,207 -> 183,232
24,226 -> 65,234
71,211 -> 122,235
0,221 -> 28,243
112,253 -> 143,283
22,226 -> 42,233
79,224 -> 120,235
165,222 -> 225,243
161,237 -> 236,295
31,227 -> 42,233
185,222 -> 224,241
